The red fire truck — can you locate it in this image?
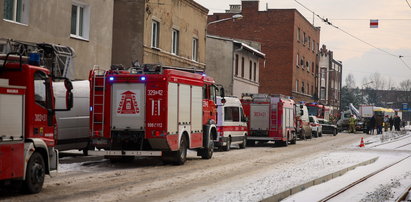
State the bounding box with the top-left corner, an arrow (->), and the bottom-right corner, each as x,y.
306,103 -> 330,120
0,53 -> 73,193
89,64 -> 224,165
241,94 -> 297,146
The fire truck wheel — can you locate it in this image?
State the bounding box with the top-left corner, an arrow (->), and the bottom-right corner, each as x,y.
239,136 -> 247,149
319,132 -> 323,137
290,136 -> 297,145
223,138 -> 231,151
24,152 -> 45,194
173,136 -> 188,165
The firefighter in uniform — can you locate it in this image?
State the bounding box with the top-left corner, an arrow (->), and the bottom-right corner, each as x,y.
349,115 -> 356,133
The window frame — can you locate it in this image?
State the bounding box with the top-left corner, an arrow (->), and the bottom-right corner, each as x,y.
235,54 -> 239,76
253,62 -> 257,81
3,0 -> 29,25
171,28 -> 179,55
241,57 -> 245,78
192,37 -> 198,61
70,2 -> 90,40
151,20 -> 160,48
249,60 -> 252,80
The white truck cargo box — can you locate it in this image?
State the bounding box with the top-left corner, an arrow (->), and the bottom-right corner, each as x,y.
0,92 -> 24,141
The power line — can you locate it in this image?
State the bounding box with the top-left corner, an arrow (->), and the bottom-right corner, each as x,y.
407,0 -> 411,8
293,0 -> 411,71
330,18 -> 411,21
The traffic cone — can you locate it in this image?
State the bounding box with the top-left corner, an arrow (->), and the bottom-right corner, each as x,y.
359,137 -> 365,147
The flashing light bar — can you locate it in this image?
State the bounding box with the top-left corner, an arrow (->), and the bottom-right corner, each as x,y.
140,76 -> 146,81
109,77 -> 114,81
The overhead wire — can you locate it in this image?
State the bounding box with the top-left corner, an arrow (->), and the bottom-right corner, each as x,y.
407,0 -> 411,8
293,0 -> 411,70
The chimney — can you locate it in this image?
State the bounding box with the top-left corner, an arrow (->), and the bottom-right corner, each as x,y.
241,0 -> 259,13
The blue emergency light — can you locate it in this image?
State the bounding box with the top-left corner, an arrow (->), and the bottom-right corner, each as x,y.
140,76 -> 146,81
109,77 -> 114,81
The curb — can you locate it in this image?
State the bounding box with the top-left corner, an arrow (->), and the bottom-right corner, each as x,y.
262,157 -> 379,202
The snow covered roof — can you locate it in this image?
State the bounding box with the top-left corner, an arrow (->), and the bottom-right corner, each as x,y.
207,35 -> 266,58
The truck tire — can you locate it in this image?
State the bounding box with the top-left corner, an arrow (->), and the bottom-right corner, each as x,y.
290,132 -> 297,144
319,132 -> 322,137
24,152 -> 45,194
239,136 -> 246,149
333,129 -> 337,136
173,136 -> 188,165
200,137 -> 214,159
223,138 -> 231,151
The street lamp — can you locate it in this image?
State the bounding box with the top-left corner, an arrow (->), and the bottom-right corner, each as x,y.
207,14 -> 243,27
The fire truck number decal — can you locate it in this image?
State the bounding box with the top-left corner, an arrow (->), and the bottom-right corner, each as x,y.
254,112 -> 266,117
34,114 -> 47,122
147,123 -> 163,128
148,90 -> 163,96
116,90 -> 140,116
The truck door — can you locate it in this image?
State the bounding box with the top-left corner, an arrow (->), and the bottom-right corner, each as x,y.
32,71 -> 56,146
250,104 -> 269,131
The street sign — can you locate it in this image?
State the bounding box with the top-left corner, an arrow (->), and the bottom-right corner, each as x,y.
370,19 -> 379,28
402,103 -> 408,111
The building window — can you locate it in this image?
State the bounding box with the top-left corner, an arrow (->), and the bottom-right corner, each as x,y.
235,54 -> 239,76
307,61 -> 310,72
71,3 -> 89,39
297,28 -> 301,42
312,62 -> 315,73
296,54 -> 299,68
312,86 -> 314,96
312,40 -> 315,51
241,57 -> 245,78
303,32 -> 306,45
301,57 -> 305,68
296,80 -> 299,92
171,29 -> 179,55
253,62 -> 257,81
192,38 -> 198,61
3,0 -> 29,24
249,60 -> 252,80
307,83 -> 309,94
151,20 -> 160,48
308,36 -> 311,49
301,82 -> 305,93
320,88 -> 326,99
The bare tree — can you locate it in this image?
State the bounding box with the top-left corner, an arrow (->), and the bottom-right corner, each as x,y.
399,79 -> 411,91
387,77 -> 396,90
368,72 -> 386,90
345,73 -> 356,89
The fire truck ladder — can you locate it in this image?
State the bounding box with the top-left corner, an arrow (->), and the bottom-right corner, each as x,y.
91,66 -> 107,137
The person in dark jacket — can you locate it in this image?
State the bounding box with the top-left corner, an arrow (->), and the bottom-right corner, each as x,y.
368,115 -> 376,135
394,115 -> 401,131
389,116 -> 394,131
375,115 -> 384,134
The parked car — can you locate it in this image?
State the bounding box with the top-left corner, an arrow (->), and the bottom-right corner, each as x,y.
216,96 -> 248,151
318,118 -> 338,136
309,116 -> 322,137
295,104 -> 312,139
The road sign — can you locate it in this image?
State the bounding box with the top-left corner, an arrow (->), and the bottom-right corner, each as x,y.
402,103 -> 408,111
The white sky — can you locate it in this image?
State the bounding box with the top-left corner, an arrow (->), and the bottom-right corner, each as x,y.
194,0 -> 411,87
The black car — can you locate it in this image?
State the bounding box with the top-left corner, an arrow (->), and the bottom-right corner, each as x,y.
318,118 -> 338,136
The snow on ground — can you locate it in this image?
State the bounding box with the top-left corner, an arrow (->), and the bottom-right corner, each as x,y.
171,151 -> 379,202
283,132 -> 411,202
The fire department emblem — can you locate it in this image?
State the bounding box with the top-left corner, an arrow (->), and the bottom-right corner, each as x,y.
117,91 -> 140,114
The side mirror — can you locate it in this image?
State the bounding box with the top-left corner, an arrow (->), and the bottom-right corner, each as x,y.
66,91 -> 73,110
221,98 -> 226,104
220,87 -> 225,98
64,79 -> 73,91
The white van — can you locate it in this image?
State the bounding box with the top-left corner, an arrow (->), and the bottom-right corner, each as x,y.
216,96 -> 248,151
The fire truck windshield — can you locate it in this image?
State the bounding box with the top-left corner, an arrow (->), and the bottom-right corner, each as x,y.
307,106 -> 319,116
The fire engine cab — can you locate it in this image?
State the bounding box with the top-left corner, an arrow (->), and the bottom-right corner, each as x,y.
0,52 -> 73,193
89,64 -> 224,165
241,94 -> 297,146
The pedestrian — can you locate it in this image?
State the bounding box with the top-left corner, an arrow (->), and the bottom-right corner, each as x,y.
384,115 -> 389,132
394,115 -> 401,131
389,116 -> 394,131
375,115 -> 383,134
349,115 -> 356,133
369,115 -> 376,135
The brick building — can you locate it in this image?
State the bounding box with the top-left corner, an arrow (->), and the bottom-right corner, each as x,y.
318,45 -> 343,115
207,0 -> 320,102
